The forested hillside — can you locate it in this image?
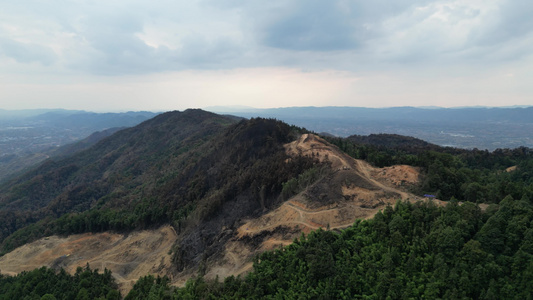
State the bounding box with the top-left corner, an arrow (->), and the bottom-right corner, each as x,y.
0,109 -> 235,254
0,110 -> 317,274
327,134 -> 533,203
0,110 -> 532,299
2,199 -> 532,299
0,265 -> 120,299
128,199 -> 533,299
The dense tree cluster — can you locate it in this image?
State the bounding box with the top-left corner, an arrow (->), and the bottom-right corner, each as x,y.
0,264 -> 119,300
128,199 -> 533,299
4,199 -> 532,299
327,134 -> 533,202
124,275 -> 172,300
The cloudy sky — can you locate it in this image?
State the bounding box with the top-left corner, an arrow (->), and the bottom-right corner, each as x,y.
1,0 -> 532,111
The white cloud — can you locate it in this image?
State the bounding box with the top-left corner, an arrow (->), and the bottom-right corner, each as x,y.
0,38 -> 57,65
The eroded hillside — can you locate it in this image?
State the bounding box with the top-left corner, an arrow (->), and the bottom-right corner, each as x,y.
0,132 -> 443,294
197,134 -> 444,283
0,226 -> 177,294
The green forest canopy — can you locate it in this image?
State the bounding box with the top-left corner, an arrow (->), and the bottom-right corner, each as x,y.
4,199 -> 533,299
124,198 -> 533,299
0,112 -> 532,298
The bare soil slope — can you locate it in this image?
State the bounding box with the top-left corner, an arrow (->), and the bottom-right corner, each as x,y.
0,226 -> 177,294
0,134 -> 444,293
203,134 -> 446,281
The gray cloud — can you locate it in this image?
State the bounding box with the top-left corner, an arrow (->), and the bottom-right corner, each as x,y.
233,0 -> 435,52
74,34 -> 244,75
177,35 -> 243,68
0,38 -> 57,65
258,1 -> 358,51
72,13 -> 162,74
58,6 -> 245,75
476,0 -> 533,45
1,0 -> 533,75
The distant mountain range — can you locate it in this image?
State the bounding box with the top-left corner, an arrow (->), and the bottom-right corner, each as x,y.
206,106 -> 533,150
0,109 -> 158,182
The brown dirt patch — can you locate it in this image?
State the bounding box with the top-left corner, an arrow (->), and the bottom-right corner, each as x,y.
217,134 -> 430,277
285,134 -> 353,170
0,226 -> 177,295
371,165 -> 421,187
506,165 -> 517,172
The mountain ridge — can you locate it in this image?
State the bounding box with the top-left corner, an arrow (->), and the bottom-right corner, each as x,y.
0,108 -> 531,296
0,110 -> 320,279
0,131 -> 427,293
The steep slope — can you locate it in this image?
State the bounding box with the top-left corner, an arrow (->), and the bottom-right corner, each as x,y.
0,109 -> 233,211
0,124 -> 431,293
0,226 -> 177,295
0,110 -> 320,291
49,127 -> 125,158
0,109 -> 238,249
198,134 -> 444,282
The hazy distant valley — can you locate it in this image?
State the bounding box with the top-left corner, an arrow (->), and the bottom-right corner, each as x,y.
0,110 -> 158,182
209,106 -> 533,150
0,109 -> 157,156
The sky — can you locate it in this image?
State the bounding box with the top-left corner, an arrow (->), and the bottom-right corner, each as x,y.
1,0 -> 532,112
